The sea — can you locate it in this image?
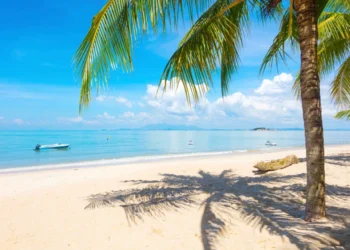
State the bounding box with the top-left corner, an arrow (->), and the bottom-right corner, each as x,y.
0,130 -> 349,172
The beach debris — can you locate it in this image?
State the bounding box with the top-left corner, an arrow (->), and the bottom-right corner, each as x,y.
253,155 -> 299,172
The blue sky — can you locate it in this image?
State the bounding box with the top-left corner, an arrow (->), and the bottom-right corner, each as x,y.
0,0 -> 348,129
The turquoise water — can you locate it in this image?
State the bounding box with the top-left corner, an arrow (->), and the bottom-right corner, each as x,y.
0,130 -> 349,171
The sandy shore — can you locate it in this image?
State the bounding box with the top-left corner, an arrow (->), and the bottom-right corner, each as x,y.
0,145 -> 349,250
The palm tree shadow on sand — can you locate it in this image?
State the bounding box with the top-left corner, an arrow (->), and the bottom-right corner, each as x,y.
85,169 -> 350,250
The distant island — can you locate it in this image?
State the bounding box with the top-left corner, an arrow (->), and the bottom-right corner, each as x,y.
252,127 -> 275,131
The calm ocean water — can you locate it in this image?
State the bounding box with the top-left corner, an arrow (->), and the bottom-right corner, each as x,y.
0,130 -> 349,172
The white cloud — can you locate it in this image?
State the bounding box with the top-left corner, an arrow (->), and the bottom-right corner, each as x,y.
186,115 -> 199,122
138,112 -> 150,119
123,112 -> 135,118
140,75 -> 306,127
94,111 -> 152,126
115,97 -> 132,108
144,78 -> 209,115
255,73 -> 293,95
57,116 -> 99,125
72,117 -> 83,123
53,74 -> 338,129
13,118 -> 24,125
96,96 -> 106,102
96,95 -> 132,108
97,112 -> 115,120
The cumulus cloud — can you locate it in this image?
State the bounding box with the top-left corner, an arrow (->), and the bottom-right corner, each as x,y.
94,111 -> 153,127
116,97 -> 132,108
13,118 -> 24,125
64,73 -> 338,129
141,74 -> 306,127
255,73 -> 293,95
144,78 -> 209,115
70,117 -> 83,123
97,112 -> 115,120
123,112 -> 135,118
96,96 -> 106,102
57,116 -> 99,125
96,95 -> 132,108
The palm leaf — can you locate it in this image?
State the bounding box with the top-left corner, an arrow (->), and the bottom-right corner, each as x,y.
318,12 -> 350,41
74,0 -> 217,112
330,57 -> 350,106
335,109 -> 350,120
318,12 -> 350,77
324,0 -> 350,13
292,72 -> 301,99
160,0 -> 248,103
292,9 -> 350,100
259,9 -> 298,74
259,0 -> 330,75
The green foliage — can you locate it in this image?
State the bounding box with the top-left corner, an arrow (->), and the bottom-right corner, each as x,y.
259,9 -> 298,74
335,109 -> 350,120
331,57 -> 350,106
276,2 -> 350,106
75,0 -> 349,114
74,0 -> 216,111
74,0 -> 286,110
160,0 -> 248,102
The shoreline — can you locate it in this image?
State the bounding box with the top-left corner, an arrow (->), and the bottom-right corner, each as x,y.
0,143 -> 348,175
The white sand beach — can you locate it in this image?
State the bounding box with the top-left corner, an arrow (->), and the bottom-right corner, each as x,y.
0,145 -> 349,250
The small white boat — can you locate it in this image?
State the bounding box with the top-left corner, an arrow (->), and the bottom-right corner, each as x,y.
34,143 -> 70,150
188,140 -> 194,145
265,141 -> 277,146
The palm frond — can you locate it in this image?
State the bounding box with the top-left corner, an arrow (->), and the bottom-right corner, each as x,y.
318,12 -> 350,42
160,0 -> 248,103
318,39 -> 350,78
292,9 -> 350,101
335,109 -> 350,120
330,56 -> 350,106
292,71 -> 301,99
259,9 -> 298,74
324,0 -> 350,13
74,0 -> 216,112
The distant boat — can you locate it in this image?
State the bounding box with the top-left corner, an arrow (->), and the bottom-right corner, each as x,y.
188,140 -> 194,145
265,141 -> 277,146
34,143 -> 70,150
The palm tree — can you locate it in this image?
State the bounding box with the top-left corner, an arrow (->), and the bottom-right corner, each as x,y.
261,1 -> 349,220
74,0 -> 346,221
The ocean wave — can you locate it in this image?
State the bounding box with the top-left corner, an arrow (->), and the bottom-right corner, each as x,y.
0,150 -> 248,173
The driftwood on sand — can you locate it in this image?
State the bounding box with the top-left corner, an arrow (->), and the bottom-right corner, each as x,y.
254,155 -> 299,172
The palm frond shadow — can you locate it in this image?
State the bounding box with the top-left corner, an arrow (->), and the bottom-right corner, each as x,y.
85,170 -> 350,250
325,153 -> 350,167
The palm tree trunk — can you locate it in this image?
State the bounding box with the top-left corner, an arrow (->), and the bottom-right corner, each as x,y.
295,0 -> 326,221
